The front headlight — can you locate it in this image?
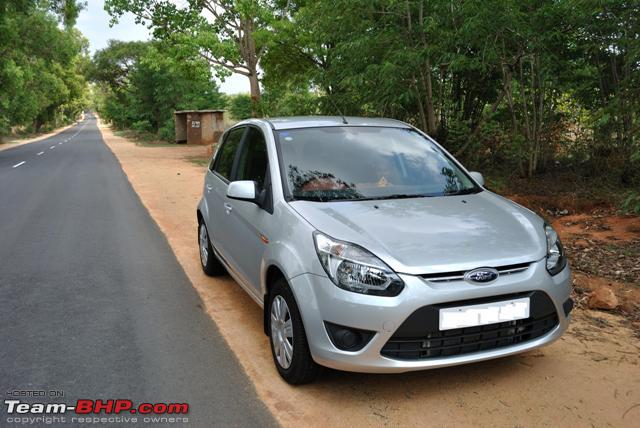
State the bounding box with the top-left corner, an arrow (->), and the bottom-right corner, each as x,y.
544,224 -> 567,275
313,232 -> 404,296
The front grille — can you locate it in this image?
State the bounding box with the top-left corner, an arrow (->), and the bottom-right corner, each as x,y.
421,262 -> 531,283
381,291 -> 559,360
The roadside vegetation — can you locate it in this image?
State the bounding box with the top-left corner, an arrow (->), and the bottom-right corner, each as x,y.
96,1 -> 639,326
0,0 -> 88,141
99,0 -> 638,209
89,40 -> 226,142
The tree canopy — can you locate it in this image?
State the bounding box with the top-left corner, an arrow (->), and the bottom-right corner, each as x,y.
0,0 -> 89,137
260,0 -> 639,178
104,0 -> 273,114
99,0 -> 638,185
89,40 -> 225,140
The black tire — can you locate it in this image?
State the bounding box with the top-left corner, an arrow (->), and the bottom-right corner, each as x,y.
198,221 -> 226,276
268,278 -> 320,385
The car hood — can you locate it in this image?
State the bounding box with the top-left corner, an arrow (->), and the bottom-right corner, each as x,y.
290,191 -> 547,275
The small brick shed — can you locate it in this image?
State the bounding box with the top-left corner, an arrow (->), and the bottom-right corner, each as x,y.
174,110 -> 225,145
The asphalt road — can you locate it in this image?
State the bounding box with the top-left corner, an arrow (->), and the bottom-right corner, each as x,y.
0,116 -> 275,427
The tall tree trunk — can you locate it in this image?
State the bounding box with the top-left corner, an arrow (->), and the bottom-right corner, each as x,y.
413,74 -> 429,132
240,17 -> 262,117
403,1 -> 428,132
622,55 -> 632,145
501,60 -> 518,134
248,72 -> 261,115
530,53 -> 543,176
438,63 -> 447,126
518,56 -> 535,177
419,64 -> 437,135
418,2 -> 437,135
453,87 -> 507,157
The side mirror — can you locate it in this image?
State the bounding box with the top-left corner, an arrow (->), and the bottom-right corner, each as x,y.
469,171 -> 484,186
227,180 -> 257,203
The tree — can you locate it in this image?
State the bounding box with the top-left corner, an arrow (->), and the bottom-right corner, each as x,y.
0,0 -> 88,137
101,0 -> 638,184
104,0 -> 274,116
90,40 -> 225,139
263,0 -> 622,177
226,94 -> 252,120
263,1 -> 504,138
568,0 -> 639,156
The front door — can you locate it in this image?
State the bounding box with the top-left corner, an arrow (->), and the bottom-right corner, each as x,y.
222,126 -> 272,293
205,126 -> 245,268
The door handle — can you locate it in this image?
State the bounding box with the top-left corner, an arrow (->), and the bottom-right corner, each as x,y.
224,203 -> 233,214
206,184 -> 213,193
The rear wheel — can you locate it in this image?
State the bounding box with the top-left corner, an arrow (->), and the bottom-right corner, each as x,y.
269,278 -> 320,384
198,221 -> 225,276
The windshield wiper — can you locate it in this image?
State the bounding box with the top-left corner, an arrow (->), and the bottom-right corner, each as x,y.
354,194 -> 431,201
293,195 -> 327,202
295,193 -> 446,202
444,188 -> 481,196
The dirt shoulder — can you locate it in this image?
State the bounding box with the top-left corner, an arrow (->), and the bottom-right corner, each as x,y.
524,206 -> 640,330
99,120 -> 640,427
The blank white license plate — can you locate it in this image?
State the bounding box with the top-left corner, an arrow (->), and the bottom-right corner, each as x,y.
439,297 -> 530,331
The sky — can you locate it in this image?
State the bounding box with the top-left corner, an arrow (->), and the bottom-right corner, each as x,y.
75,0 -> 249,94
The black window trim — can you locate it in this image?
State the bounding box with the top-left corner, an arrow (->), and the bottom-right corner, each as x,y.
210,125 -> 247,184
231,124 -> 266,183
232,124 -> 274,214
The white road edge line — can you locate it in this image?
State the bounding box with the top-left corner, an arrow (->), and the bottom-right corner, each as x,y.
13,161 -> 26,168
37,151 -> 44,156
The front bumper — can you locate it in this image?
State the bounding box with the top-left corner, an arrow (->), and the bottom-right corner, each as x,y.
289,259 -> 571,373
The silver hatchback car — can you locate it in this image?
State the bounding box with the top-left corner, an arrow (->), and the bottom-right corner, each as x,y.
197,116 -> 572,384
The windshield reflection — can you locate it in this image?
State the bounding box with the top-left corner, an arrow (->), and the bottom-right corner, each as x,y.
278,127 -> 480,202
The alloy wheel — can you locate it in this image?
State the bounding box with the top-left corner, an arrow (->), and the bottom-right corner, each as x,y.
270,295 -> 294,369
199,223 -> 209,267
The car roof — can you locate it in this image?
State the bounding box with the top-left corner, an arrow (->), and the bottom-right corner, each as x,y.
236,116 -> 412,131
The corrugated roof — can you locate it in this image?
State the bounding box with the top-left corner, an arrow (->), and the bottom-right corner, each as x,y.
174,110 -> 226,114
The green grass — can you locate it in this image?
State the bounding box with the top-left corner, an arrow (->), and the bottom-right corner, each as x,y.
113,129 -> 178,147
185,157 -> 210,167
1,122 -> 68,145
483,175 -> 510,194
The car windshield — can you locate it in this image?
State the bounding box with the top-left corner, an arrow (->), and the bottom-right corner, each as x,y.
276,126 -> 480,202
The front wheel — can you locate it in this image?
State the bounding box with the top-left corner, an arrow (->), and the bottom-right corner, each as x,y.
198,222 -> 225,276
269,278 -> 320,384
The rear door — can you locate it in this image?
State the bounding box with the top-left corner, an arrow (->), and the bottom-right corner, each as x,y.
222,126 -> 273,293
205,126 -> 246,262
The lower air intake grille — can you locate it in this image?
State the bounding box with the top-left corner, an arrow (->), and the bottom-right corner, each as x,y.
381,291 -> 558,360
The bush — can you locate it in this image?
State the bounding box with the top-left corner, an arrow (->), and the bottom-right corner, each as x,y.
131,120 -> 152,133
622,192 -> 640,215
158,118 -> 175,142
227,94 -> 252,120
261,87 -> 320,117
